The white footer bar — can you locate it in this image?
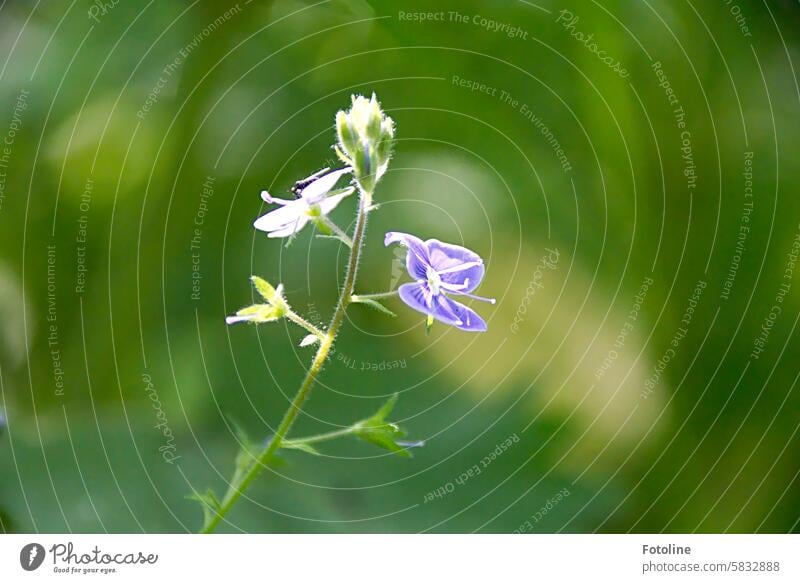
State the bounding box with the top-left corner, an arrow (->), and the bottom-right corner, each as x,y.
0,534 -> 797,582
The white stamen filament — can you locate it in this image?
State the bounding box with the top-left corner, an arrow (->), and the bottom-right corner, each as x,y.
435,260 -> 482,275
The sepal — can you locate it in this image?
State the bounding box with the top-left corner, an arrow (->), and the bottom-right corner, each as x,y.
250,276 -> 286,309
353,394 -> 419,457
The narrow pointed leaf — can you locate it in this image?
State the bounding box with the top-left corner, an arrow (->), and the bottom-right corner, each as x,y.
351,297 -> 396,317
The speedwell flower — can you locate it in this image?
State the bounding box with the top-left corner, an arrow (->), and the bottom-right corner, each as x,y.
385,232 -> 495,332
254,167 -> 353,238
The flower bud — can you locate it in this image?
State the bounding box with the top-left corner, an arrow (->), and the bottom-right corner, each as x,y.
354,144 -> 374,193
226,277 -> 287,325
225,303 -> 284,325
335,93 -> 395,193
335,110 -> 357,156
365,95 -> 382,143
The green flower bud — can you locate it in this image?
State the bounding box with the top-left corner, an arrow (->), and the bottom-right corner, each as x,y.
335,110 -> 357,157
334,93 -> 395,193
227,303 -> 284,324
226,277 -> 287,325
354,144 -> 374,193
365,94 -> 382,143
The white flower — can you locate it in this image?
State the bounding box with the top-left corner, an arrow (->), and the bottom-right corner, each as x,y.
254,167 -> 354,238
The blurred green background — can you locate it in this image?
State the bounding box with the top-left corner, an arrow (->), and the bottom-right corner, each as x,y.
0,0 -> 798,533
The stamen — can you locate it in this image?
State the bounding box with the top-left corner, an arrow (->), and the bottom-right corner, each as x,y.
446,288 -> 496,304
440,280 -> 469,292
436,261 -> 483,275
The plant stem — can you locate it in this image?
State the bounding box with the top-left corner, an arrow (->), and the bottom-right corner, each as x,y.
284,310 -> 325,338
201,190 -> 372,533
352,290 -> 399,301
284,425 -> 358,447
319,216 -> 353,248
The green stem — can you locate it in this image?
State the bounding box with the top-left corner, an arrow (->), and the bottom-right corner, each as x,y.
319,216 -> 353,248
352,290 -> 399,301
201,190 -> 372,533
284,425 -> 357,447
284,310 -> 325,338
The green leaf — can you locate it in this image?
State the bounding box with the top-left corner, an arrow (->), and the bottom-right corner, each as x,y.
351,297 -> 396,318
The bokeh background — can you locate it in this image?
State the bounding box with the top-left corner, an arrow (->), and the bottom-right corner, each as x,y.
0,0 -> 799,533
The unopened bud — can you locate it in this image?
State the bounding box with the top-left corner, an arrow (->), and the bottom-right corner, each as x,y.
336,110 -> 357,158
334,93 -> 395,193
365,94 -> 382,143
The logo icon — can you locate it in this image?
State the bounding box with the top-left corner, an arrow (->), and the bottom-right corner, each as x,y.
20,543 -> 46,571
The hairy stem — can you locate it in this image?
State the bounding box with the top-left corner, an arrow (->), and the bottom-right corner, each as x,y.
201,190 -> 372,533
284,310 -> 325,338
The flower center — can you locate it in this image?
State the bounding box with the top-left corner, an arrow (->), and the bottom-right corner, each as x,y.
426,266 -> 442,295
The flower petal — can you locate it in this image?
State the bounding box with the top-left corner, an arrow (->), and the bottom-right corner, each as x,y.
385,231 -> 431,280
426,239 -> 485,292
266,215 -> 309,238
397,284 -> 489,331
226,314 -> 255,325
397,283 -> 464,328
260,191 -> 291,205
253,200 -> 307,232
299,167 -> 352,202
397,282 -> 433,316
431,294 -> 464,326
316,187 -> 354,215
440,295 -> 488,332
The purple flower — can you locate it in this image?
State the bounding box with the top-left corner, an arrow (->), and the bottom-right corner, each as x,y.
385,232 -> 495,332
254,167 -> 353,238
